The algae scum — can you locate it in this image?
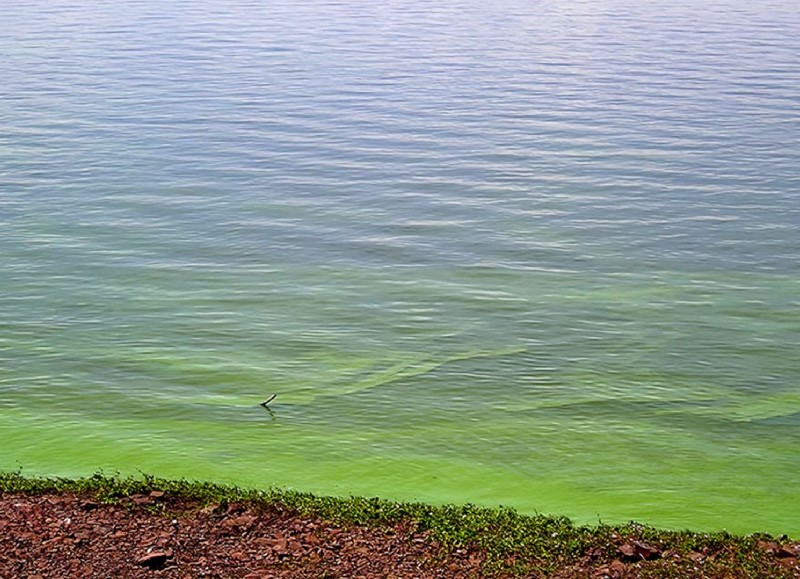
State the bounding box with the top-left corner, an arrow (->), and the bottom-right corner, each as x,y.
2,0 -> 799,535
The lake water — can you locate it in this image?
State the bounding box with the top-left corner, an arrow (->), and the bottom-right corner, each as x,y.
2,0 -> 799,535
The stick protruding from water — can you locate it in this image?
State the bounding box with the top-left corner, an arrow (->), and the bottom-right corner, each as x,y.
259,394 -> 277,408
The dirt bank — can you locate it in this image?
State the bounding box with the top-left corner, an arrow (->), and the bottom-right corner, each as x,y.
1,481 -> 798,577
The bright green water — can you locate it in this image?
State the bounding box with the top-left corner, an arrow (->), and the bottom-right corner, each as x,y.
1,0 -> 799,535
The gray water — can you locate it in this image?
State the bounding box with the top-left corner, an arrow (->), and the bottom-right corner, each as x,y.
2,0 -> 799,534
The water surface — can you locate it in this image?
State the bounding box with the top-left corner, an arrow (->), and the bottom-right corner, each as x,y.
1,0 -> 799,534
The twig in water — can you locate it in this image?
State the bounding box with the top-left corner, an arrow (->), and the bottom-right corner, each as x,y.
259,394 -> 277,408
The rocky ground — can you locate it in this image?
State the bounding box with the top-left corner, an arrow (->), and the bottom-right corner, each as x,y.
1,490 -> 798,578
0,491 -> 484,578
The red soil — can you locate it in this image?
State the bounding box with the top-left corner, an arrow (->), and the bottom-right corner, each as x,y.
1,491 -> 798,578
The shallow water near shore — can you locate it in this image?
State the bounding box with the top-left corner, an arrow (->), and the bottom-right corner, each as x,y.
2,0 -> 799,535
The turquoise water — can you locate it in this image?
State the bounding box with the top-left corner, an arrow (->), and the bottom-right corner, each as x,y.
2,0 -> 799,535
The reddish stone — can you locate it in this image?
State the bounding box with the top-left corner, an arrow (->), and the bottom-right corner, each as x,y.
632,540 -> 661,560
617,543 -> 636,559
778,557 -> 798,570
758,540 -> 779,554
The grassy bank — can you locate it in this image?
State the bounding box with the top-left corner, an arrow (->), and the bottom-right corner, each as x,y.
1,471 -> 797,577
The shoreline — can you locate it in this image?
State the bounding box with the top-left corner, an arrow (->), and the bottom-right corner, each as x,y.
1,472 -> 798,577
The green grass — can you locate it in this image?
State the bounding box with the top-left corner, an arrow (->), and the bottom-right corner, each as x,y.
1,471 -> 796,577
